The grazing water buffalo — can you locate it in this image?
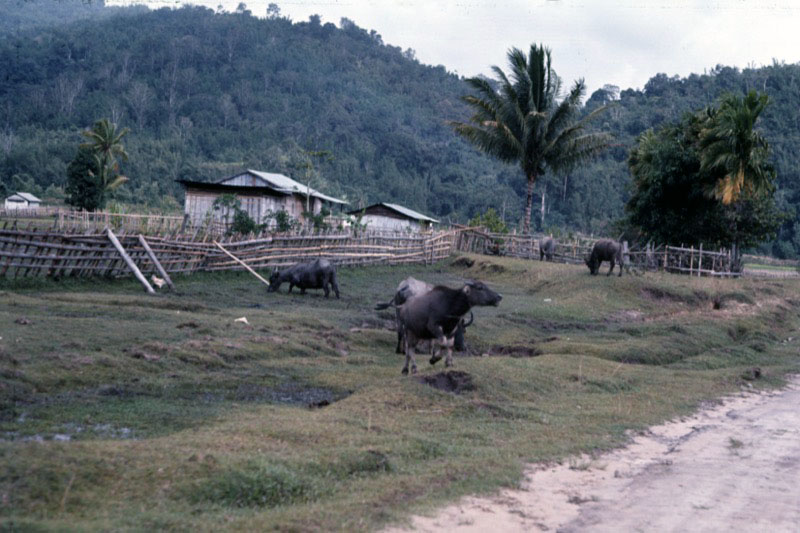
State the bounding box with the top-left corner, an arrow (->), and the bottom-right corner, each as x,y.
375,277 -> 472,354
267,258 -> 340,298
586,240 -> 624,277
398,280 -> 502,375
539,237 -> 556,261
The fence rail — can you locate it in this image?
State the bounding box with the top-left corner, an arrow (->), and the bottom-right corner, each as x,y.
0,221 -> 457,284
455,229 -> 743,277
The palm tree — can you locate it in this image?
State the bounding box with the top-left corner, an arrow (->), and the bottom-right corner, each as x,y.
80,118 -> 130,208
451,44 -> 611,234
699,90 -> 772,204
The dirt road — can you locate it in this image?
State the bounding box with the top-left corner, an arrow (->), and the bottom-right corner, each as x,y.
389,376 -> 800,532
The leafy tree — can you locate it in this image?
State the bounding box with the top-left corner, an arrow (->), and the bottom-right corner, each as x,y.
268,209 -> 300,233
451,44 -> 612,233
698,91 -> 773,204
626,95 -> 782,250
212,193 -> 263,235
65,145 -> 103,210
468,207 -> 508,233
72,118 -> 129,210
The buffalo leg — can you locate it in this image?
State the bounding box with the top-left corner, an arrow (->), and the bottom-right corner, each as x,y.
441,336 -> 454,367
330,271 -> 340,299
395,311 -> 404,354
402,341 -> 418,375
288,284 -> 294,293
430,343 -> 442,365
607,259 -> 615,276
323,283 -> 330,298
428,323 -> 447,365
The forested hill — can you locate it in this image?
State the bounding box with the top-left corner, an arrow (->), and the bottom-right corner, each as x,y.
1,3 -> 800,256
0,4 -> 517,223
568,64 -> 800,258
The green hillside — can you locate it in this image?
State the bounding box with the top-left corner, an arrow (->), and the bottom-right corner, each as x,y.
0,3 -> 798,255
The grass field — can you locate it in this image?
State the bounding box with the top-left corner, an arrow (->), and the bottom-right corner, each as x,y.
2,253 -> 799,531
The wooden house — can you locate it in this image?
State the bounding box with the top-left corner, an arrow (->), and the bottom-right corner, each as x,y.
347,202 -> 439,232
4,192 -> 41,210
178,169 -> 347,228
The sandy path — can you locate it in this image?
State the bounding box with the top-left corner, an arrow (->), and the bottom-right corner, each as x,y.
387,376 -> 800,533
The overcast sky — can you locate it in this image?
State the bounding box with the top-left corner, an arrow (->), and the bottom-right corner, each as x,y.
107,0 -> 800,97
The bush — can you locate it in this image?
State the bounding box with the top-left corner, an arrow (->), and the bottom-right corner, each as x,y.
187,463 -> 315,508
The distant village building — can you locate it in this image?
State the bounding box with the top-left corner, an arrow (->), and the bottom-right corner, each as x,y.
4,192 -> 42,210
348,202 -> 439,232
178,169 -> 347,227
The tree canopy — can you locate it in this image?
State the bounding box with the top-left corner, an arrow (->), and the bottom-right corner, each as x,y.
625,93 -> 782,249
451,44 -> 611,233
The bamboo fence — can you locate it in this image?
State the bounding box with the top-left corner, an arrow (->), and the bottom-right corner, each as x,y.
0,221 -> 458,284
455,229 -> 743,277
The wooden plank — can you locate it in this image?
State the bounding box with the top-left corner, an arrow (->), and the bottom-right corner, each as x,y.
213,240 -> 271,287
106,227 -> 154,294
138,235 -> 175,290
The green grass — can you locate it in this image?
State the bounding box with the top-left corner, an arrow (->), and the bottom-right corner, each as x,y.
744,262 -> 799,272
1,253 -> 799,531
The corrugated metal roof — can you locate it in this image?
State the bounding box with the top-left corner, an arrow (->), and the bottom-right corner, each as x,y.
381,203 -> 439,223
7,192 -> 41,203
236,170 -> 347,205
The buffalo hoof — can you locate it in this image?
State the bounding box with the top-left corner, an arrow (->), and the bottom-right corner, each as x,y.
401,367 -> 409,375
445,360 -> 453,368
411,366 -> 418,375
430,354 -> 442,365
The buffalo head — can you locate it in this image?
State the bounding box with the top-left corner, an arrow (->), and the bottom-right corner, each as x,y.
267,270 -> 281,291
585,255 -> 599,275
462,280 -> 502,307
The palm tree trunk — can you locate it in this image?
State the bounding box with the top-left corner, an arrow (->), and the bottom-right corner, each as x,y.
523,172 -> 536,234
540,184 -> 546,229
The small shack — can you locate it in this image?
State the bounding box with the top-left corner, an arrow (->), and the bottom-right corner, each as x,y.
348,202 -> 439,232
178,169 -> 347,228
4,192 -> 42,210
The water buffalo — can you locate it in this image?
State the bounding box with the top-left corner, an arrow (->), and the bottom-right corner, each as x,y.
539,237 -> 555,261
398,280 -> 502,375
375,277 -> 472,354
586,240 -> 624,277
267,258 -> 340,298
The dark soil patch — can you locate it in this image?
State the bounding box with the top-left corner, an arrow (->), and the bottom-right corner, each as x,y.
177,321 -> 201,329
641,287 -> 709,306
477,261 -> 506,273
231,383 -> 349,408
451,257 -> 475,268
713,292 -> 755,310
487,345 -> 542,358
417,371 -> 475,394
741,367 -> 763,380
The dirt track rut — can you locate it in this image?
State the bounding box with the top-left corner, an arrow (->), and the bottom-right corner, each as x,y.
388,376 -> 800,532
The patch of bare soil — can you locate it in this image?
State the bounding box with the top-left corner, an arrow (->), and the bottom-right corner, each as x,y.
451,257 -> 476,268
477,261 -> 506,273
483,345 -> 542,358
417,371 -> 475,394
387,376 -> 800,532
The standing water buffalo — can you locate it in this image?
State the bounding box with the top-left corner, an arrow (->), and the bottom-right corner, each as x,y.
539,237 -> 556,261
375,277 -> 472,354
267,258 -> 340,298
398,280 -> 502,375
586,240 -> 624,277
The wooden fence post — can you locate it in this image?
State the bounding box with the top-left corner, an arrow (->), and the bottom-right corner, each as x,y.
106,227 -> 155,294
138,234 -> 175,290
